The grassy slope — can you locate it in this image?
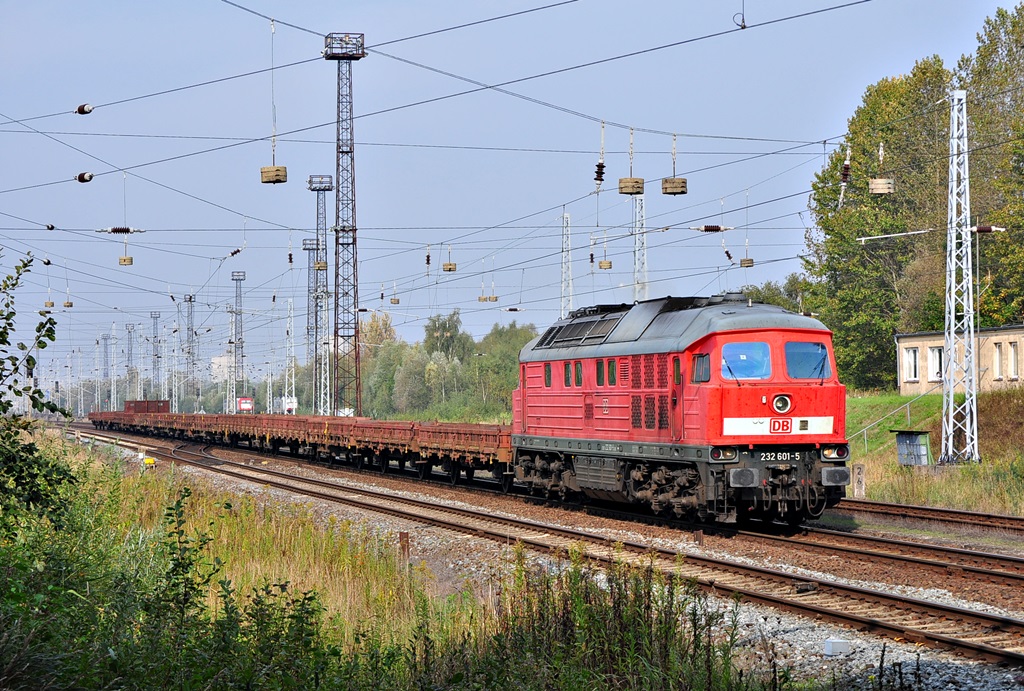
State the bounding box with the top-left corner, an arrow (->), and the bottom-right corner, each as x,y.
844,389 -> 1024,515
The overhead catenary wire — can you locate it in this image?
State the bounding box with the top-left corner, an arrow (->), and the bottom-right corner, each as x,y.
14,2 -> 1015,368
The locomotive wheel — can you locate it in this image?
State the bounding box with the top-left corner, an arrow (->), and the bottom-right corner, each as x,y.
447,463 -> 460,485
416,461 -> 432,480
377,454 -> 388,474
500,471 -> 515,494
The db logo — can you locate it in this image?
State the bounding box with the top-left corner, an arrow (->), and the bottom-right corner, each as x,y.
769,418 -> 792,434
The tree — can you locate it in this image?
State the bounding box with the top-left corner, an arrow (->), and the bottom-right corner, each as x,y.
364,340 -> 407,418
0,254 -> 73,526
424,310 -> 474,362
957,6 -> 1024,325
392,345 -> 430,414
475,321 -> 537,411
740,274 -> 807,313
804,57 -> 952,389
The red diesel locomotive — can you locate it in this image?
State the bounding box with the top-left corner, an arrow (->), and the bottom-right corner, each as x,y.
90,293 -> 849,525
511,293 -> 850,523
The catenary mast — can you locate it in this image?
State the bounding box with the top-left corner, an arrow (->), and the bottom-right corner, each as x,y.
324,33 -> 364,416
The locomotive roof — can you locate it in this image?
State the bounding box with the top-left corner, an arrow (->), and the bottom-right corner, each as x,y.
520,293 -> 830,362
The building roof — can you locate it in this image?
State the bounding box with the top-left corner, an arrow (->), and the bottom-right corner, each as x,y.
896,323 -> 1024,340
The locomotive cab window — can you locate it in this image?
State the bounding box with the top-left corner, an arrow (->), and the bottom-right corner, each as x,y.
575,361 -> 583,387
691,354 -> 710,383
673,357 -> 682,385
544,363 -> 552,387
721,342 -> 771,380
564,362 -> 572,387
596,359 -> 605,386
784,342 -> 832,379
608,359 -> 617,386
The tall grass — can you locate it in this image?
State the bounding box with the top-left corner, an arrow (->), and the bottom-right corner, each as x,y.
8,433 -> 807,689
845,390 -> 1024,515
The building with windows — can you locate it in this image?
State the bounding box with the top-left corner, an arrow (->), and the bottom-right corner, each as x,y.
895,326 -> 1023,396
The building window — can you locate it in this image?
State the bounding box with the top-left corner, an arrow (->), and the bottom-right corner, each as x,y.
994,343 -> 1003,380
596,359 -> 605,387
1011,342 -> 1019,380
904,347 -> 919,382
927,346 -> 943,382
544,363 -> 551,387
564,362 -> 572,387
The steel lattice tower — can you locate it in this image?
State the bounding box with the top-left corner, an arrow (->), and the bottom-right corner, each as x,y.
632,194 -> 648,302
184,295 -> 197,412
125,323 -> 141,400
325,33 -> 365,416
940,90 -> 979,463
230,272 -> 246,413
150,312 -> 160,398
560,213 -> 573,318
100,332 -> 111,411
284,298 -> 296,413
306,174 -> 333,413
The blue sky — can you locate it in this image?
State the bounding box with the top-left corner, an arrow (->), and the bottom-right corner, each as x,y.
0,0 -> 1011,387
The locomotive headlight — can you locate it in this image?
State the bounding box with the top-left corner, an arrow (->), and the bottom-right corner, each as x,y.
710,446 -> 738,461
772,394 -> 792,414
822,445 -> 849,460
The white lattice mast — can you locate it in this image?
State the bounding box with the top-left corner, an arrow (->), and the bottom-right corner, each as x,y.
101,332 -> 111,411
162,325 -> 172,404
560,212 -> 573,318
316,295 -> 331,416
230,271 -> 246,413
285,298 -> 296,413
325,32 -> 365,416
633,193 -> 647,302
306,175 -> 332,413
183,295 -> 197,412
125,323 -> 142,400
940,89 -> 979,464
150,312 -> 160,399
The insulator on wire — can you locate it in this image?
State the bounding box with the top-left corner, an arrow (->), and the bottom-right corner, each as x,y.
42,258 -> 51,266
230,248 -> 242,257
691,225 -> 732,233
425,251 -> 431,266
76,172 -> 94,183
594,161 -> 605,183
288,252 -> 293,264
76,104 -> 93,115
46,224 -> 55,230
590,252 -> 595,264
271,294 -> 276,303
840,163 -> 851,183
724,250 -> 733,261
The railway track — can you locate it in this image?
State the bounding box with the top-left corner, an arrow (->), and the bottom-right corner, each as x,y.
69,425 -> 1024,591
834,498 -> 1024,534
133,440 -> 1024,666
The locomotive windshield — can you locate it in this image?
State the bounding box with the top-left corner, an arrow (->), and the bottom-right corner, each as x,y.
784,341 -> 832,379
720,342 -> 771,380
